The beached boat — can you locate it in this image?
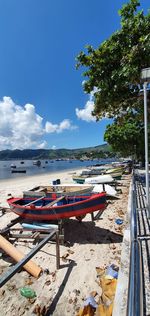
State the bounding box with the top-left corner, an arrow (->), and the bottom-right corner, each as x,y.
72,175 -> 86,184
85,174 -> 114,184
7,193 -> 106,221
105,167 -> 124,174
23,184 -> 94,198
92,184 -> 118,198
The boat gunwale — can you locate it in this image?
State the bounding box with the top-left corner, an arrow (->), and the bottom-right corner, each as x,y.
7,193 -> 106,211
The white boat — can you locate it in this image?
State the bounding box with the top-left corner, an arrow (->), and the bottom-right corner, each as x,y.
85,174 -> 114,184
92,184 -> 118,198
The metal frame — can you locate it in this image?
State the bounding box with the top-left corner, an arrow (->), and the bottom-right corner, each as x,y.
126,173 -> 143,316
0,229 -> 60,288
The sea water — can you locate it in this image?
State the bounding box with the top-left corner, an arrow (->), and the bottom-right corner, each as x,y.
0,159 -> 114,180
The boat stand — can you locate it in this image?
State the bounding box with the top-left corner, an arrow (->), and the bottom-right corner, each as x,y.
0,229 -> 60,287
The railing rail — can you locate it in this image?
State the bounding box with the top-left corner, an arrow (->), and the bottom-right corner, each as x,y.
126,172 -> 144,316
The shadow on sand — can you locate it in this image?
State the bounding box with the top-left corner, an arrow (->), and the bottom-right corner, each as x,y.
45,260 -> 77,316
64,218 -> 123,245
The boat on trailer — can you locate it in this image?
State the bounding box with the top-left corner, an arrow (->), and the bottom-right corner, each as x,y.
7,193 -> 106,221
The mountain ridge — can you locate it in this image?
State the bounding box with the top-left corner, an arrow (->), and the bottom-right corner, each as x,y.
0,144 -> 114,160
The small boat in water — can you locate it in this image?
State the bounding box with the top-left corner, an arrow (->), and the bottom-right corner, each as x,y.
10,164 -> 16,169
11,169 -> 26,173
33,160 -> 41,166
7,193 -> 106,221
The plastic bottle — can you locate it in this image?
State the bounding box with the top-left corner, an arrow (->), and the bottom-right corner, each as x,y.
20,287 -> 36,298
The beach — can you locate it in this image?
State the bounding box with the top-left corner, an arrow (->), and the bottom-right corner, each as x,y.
0,168 -> 131,316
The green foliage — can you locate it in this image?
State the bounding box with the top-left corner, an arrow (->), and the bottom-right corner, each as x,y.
104,112 -> 147,160
76,0 -> 150,119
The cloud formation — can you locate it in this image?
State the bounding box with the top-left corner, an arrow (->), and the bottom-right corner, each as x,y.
0,97 -> 77,150
45,119 -> 77,134
75,87 -> 99,122
76,100 -> 96,122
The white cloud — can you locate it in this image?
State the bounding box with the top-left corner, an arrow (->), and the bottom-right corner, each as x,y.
75,87 -> 100,122
37,141 -> 48,149
45,119 -> 77,134
75,86 -> 101,122
76,100 -> 96,122
52,145 -> 56,149
0,96 -> 77,150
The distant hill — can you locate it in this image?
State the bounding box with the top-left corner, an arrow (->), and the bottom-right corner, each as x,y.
0,144 -> 115,160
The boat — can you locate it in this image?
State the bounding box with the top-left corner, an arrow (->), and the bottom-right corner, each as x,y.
10,164 -> 16,169
72,175 -> 87,184
23,184 -> 94,198
85,174 -> 115,184
92,184 -> 118,198
11,169 -> 26,173
20,161 -> 24,164
33,160 -> 41,166
7,193 -> 106,221
105,167 -> 124,174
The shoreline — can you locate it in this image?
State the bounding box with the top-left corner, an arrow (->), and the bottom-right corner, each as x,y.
0,166 -> 83,185
0,165 -> 86,183
0,168 -> 131,316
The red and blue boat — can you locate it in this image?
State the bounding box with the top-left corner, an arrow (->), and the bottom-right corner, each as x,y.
7,193 -> 106,221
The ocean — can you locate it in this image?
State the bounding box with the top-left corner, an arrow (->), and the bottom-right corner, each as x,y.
0,159 -> 114,180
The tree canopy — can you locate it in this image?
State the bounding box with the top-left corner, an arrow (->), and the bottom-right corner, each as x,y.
104,111 -> 146,161
76,0 -> 150,119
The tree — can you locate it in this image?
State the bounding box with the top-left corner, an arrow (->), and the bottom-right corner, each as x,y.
76,0 -> 150,119
104,112 -> 146,162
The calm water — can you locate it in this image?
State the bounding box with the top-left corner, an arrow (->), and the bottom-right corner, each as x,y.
0,159 -> 114,180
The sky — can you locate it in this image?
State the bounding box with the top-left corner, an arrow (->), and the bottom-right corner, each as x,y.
0,0 -> 149,150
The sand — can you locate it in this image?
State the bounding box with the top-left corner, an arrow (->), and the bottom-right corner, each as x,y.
0,168 -> 131,316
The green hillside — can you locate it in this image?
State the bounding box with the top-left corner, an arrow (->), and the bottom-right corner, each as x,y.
0,144 -> 114,160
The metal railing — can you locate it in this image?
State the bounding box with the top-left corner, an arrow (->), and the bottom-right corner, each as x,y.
126,173 -> 144,316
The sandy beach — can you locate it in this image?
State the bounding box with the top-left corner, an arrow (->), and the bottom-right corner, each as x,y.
0,168 -> 130,316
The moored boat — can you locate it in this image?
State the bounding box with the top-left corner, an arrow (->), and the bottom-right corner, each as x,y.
11,169 -> 26,173
33,160 -> 41,166
10,164 -> 16,169
7,193 -> 106,221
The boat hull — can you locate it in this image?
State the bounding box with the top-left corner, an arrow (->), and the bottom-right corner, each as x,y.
23,185 -> 94,198
7,194 -> 106,221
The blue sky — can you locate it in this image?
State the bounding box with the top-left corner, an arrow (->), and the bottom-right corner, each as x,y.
0,0 -> 149,150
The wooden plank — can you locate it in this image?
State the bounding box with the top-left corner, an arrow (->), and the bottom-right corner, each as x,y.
45,196 -> 65,207
23,191 -> 46,197
23,196 -> 45,207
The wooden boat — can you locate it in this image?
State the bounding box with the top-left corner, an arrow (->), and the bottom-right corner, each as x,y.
33,160 -> 41,166
23,184 -> 94,198
72,175 -> 86,184
92,184 -> 118,198
11,169 -> 26,173
10,164 -> 16,169
7,193 -> 106,221
85,174 -> 114,184
105,167 -> 124,174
